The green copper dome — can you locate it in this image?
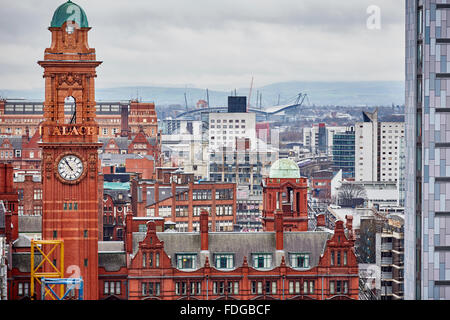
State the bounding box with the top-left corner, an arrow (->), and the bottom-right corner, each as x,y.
51,0 -> 89,28
269,158 -> 300,179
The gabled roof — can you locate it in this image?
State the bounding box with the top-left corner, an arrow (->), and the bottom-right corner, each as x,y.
0,136 -> 22,150
132,231 -> 330,271
99,137 -> 130,150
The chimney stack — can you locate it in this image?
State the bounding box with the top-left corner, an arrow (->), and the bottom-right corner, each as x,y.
0,164 -> 14,194
120,104 -> 129,137
125,213 -> 133,254
200,209 -> 209,251
317,214 -> 326,228
275,211 -> 284,251
345,215 -> 354,239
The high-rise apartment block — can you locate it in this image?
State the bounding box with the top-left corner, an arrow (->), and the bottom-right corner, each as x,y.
208,99 -> 257,151
354,110 -> 404,183
405,0 -> 450,300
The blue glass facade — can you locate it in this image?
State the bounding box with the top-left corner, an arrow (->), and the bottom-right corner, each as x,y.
332,129 -> 355,179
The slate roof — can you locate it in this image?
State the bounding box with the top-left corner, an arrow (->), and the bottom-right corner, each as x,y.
99,137 -> 130,150
0,136 -> 22,150
19,215 -> 42,233
99,153 -> 154,166
98,241 -> 127,272
12,251 -> 42,273
132,231 -> 331,271
99,252 -> 127,272
104,188 -> 130,203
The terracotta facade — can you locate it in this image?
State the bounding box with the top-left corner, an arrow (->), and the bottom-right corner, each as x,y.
38,20 -> 102,300
262,177 -> 309,232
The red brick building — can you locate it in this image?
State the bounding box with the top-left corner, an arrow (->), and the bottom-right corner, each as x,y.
310,170 -> 334,200
13,170 -> 42,216
2,0 -> 359,301
126,101 -> 158,138
0,164 -> 18,242
262,159 -> 308,232
127,129 -> 161,166
36,0 -> 104,299
102,182 -> 130,241
121,212 -> 358,300
131,172 -> 236,232
0,133 -> 41,170
98,129 -> 161,175
0,99 -> 159,141
6,210 -> 359,300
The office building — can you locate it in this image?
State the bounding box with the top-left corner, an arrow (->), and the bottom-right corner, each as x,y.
303,124 -> 350,154
332,128 -> 355,179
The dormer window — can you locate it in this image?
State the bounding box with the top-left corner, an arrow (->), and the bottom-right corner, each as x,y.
252,253 -> 272,269
214,254 -> 234,270
289,253 -> 310,269
176,253 -> 197,270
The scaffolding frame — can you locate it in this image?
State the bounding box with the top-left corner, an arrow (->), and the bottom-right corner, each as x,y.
41,278 -> 83,300
30,240 -> 64,300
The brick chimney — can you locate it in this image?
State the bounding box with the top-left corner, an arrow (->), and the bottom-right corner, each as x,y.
120,104 -> 129,137
200,209 -> 209,251
146,220 -> 157,235
317,214 -> 326,228
345,215 -> 354,239
0,164 -> 18,241
275,211 -> 284,251
125,213 -> 133,254
0,164 -> 13,194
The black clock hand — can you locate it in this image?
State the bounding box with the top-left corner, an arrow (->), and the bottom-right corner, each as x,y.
64,159 -> 74,171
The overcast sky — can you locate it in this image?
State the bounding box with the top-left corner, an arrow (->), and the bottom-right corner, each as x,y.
0,0 -> 405,91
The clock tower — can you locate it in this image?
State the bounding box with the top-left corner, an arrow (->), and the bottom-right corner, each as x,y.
38,1 -> 102,300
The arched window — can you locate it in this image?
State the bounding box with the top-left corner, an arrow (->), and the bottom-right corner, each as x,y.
64,96 -> 76,124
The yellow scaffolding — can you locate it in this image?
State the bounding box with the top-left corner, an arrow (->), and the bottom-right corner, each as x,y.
30,240 -> 64,300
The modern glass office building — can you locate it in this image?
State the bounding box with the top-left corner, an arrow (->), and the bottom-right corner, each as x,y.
405,0 -> 450,300
332,128 -> 355,179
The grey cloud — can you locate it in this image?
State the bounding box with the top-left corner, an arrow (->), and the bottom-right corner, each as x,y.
0,0 -> 405,91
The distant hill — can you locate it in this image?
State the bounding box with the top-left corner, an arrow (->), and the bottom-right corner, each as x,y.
0,81 -> 404,107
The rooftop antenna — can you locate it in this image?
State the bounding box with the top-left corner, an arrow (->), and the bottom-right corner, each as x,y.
247,76 -> 254,112
256,90 -> 259,109
184,92 -> 188,111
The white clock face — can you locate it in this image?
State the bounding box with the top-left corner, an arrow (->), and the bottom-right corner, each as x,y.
58,155 -> 84,181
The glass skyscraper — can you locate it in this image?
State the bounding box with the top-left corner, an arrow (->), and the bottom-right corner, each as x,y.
405,0 -> 450,300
